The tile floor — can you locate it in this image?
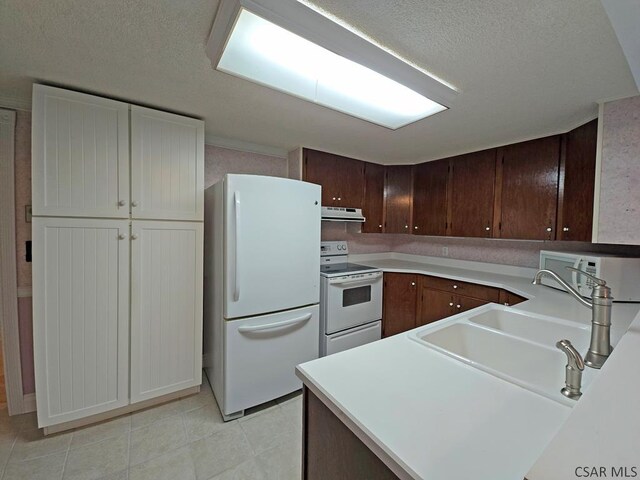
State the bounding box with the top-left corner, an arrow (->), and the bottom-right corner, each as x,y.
0,378 -> 303,480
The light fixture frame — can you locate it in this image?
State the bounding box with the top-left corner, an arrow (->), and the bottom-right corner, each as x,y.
205,0 -> 458,124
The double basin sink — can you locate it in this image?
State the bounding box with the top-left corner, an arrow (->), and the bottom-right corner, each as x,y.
409,304 -> 594,406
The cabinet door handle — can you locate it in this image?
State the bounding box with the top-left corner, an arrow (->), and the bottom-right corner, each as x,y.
452,285 -> 458,289
332,197 -> 336,201
414,226 -> 418,230
485,226 -> 491,231
411,282 -> 416,286
118,234 -> 126,240
131,234 -> 138,240
456,304 -> 461,309
118,200 -> 126,207
546,227 -> 552,232
563,227 -> 570,232
404,225 -> 408,229
337,197 -> 341,201
449,302 -> 454,307
131,201 -> 138,207
378,224 -> 382,228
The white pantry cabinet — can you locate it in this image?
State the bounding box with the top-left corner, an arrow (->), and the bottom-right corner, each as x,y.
32,85 -> 130,218
32,85 -> 204,430
131,106 -> 204,221
130,220 -> 203,403
32,217 -> 130,426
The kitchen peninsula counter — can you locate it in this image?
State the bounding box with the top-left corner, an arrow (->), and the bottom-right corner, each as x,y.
296,253 -> 640,480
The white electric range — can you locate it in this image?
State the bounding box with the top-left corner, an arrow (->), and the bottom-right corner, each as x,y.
319,241 -> 383,356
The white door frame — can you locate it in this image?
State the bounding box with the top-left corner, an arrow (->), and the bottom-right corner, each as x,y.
0,108 -> 27,415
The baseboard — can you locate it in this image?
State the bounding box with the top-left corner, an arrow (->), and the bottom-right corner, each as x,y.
22,393 -> 36,413
42,385 -> 200,435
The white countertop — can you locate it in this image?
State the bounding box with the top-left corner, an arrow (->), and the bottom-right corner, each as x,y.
296,252 -> 640,480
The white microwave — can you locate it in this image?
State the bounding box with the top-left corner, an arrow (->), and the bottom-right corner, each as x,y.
539,250 -> 640,302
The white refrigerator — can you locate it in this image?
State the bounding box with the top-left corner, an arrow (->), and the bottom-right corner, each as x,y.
204,174 -> 321,419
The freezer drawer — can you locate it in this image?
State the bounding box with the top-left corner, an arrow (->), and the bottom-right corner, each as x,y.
322,321 -> 381,357
223,305 -> 319,415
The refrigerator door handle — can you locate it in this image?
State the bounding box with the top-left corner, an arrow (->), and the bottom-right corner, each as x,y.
233,191 -> 241,301
237,313 -> 312,333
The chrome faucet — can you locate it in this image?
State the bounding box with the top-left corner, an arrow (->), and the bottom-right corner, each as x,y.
556,339 -> 584,399
532,267 -> 614,369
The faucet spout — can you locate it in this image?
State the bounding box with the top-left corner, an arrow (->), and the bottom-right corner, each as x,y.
532,269 -> 592,309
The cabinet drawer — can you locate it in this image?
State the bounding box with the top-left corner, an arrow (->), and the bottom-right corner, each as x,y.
420,276 -> 500,302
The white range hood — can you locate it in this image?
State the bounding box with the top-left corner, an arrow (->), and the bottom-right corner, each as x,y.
321,206 -> 365,223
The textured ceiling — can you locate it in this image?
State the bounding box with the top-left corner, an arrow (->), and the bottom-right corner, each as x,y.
0,0 -> 637,164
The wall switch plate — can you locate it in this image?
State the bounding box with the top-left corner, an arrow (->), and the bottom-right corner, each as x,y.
442,246 -> 449,256
25,205 -> 32,223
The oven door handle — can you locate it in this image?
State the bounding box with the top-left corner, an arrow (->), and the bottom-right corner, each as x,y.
329,272 -> 382,286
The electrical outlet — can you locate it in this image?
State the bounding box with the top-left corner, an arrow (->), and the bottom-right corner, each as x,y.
25,205 -> 32,223
442,247 -> 449,256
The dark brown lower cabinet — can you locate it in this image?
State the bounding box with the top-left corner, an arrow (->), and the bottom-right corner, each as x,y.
417,286 -> 455,326
382,273 -> 418,337
385,273 -> 527,335
304,387 -> 400,480
498,290 -> 527,306
456,295 -> 487,313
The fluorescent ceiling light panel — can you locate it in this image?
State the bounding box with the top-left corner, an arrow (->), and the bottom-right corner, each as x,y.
206,0 -> 458,130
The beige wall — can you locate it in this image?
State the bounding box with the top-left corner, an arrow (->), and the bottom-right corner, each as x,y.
595,95 -> 640,244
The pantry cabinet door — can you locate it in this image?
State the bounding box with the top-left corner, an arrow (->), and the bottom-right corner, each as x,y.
131,107 -> 204,221
32,85 -> 130,218
33,218 -> 130,427
130,220 -> 203,403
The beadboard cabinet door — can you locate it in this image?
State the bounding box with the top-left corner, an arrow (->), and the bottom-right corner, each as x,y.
130,220 -> 203,403
33,217 -> 130,427
130,107 -> 204,221
32,85 -> 130,218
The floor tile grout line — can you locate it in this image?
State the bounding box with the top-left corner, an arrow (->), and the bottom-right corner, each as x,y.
0,432 -> 19,480
125,428 -> 131,479
68,418 -> 132,451
128,421 -> 191,469
59,437 -> 72,480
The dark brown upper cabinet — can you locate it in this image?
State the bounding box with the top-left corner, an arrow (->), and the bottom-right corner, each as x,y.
384,165 -> 413,234
494,136 -> 561,240
412,159 -> 450,236
303,148 -> 364,208
557,119 -> 597,242
449,149 -> 497,238
361,162 -> 385,233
